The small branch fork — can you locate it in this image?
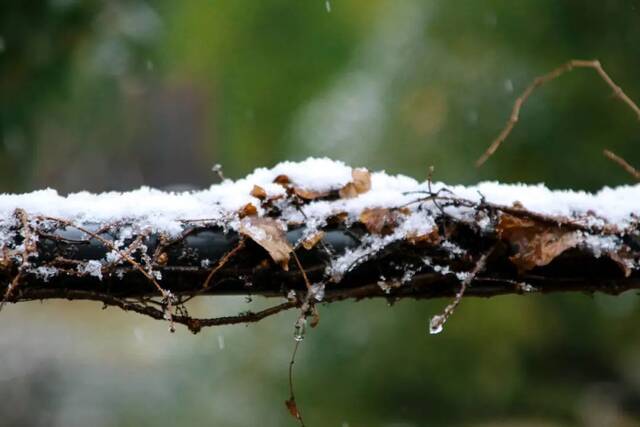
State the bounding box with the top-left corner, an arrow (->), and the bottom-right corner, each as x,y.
476,59 -> 640,168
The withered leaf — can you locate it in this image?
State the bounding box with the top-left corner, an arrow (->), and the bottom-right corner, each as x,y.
339,168 -> 371,199
606,249 -> 633,277
497,214 -> 579,272
238,203 -> 258,218
239,217 -> 292,270
273,174 -> 290,186
407,228 -> 441,245
309,309 -> 320,328
359,208 -> 399,235
156,252 -> 169,266
250,185 -> 267,200
293,187 -> 329,200
301,231 -> 325,250
285,398 -> 300,420
326,212 -> 348,225
352,168 -> 371,193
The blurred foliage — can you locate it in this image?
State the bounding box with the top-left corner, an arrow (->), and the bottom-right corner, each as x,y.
2,0 -> 640,426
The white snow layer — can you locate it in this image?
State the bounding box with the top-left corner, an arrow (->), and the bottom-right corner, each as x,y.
0,157 -> 637,235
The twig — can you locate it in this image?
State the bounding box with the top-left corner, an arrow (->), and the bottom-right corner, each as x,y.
603,149 -> 640,180
291,251 -> 312,291
202,238 -> 246,289
285,340 -> 306,427
38,215 -> 177,330
476,59 -> 640,167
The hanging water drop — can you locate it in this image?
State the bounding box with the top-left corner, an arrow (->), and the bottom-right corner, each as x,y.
293,317 -> 307,342
429,314 -> 445,335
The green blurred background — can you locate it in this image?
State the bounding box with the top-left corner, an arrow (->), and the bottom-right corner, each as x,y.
2,1 -> 640,426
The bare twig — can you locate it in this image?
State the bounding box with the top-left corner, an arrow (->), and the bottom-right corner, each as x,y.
603,149 -> 640,180
38,215 -> 178,330
202,238 -> 246,289
476,59 -> 640,167
285,340 -> 306,427
291,251 -> 312,291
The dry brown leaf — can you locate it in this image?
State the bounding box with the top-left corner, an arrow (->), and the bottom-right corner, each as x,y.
301,231 -> 325,250
293,187 -> 329,200
309,306 -> 320,328
326,212 -> 348,225
407,228 -> 441,245
339,168 -> 371,199
606,249 -> 633,277
352,168 -> 371,193
240,217 -> 292,270
359,208 -> 399,235
238,203 -> 258,218
156,252 -> 169,266
497,214 -> 579,272
285,398 -> 300,420
273,174 -> 290,186
250,185 -> 267,200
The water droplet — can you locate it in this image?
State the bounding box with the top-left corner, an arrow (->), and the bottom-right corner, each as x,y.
377,280 -> 392,294
0,36 -> 5,54
217,334 -> 225,350
429,314 -> 445,335
146,59 -> 154,71
294,317 -> 307,342
325,0 -> 331,12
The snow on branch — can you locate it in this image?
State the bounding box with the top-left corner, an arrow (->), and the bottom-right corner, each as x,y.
1,157 -> 640,333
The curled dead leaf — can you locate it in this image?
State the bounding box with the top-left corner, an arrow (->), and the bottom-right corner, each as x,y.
359,208 -> 399,235
352,168 -> 371,193
301,231 -> 325,250
273,174 -> 290,186
339,168 -> 371,199
407,228 -> 441,245
238,203 -> 258,218
328,212 -> 348,224
606,249 -> 633,277
250,185 -> 267,200
497,214 -> 579,272
240,217 -> 292,270
309,306 -> 320,328
293,187 -> 329,200
285,398 -> 300,420
156,252 -> 169,266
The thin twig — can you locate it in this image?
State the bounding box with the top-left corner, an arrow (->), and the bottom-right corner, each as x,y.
603,149 -> 640,180
203,238 -> 246,289
285,340 -> 306,427
477,59 -> 640,167
38,215 -> 177,330
291,251 -> 312,290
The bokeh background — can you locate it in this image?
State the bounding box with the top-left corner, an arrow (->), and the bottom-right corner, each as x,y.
2,1 -> 640,426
